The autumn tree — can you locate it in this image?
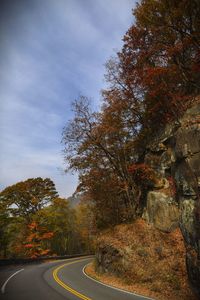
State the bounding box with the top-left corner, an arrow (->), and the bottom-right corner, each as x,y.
62,96 -> 141,224
119,0 -> 200,131
0,177 -> 96,258
13,221 -> 54,258
80,170 -> 122,228
0,177 -> 58,222
0,178 -> 58,258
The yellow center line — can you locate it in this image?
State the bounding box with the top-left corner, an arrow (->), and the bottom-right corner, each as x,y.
53,258 -> 92,300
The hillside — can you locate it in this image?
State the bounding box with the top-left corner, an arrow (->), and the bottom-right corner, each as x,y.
87,219 -> 197,300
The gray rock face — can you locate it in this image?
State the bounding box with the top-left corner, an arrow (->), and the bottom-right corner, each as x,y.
145,191 -> 179,232
180,199 -> 195,236
143,101 -> 200,296
174,113 -> 200,296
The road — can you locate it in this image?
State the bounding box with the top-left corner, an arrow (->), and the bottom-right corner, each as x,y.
0,257 -> 152,300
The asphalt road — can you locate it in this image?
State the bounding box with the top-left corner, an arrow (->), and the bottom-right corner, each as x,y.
0,257 -> 153,300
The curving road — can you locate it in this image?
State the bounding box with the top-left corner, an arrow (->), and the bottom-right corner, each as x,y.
0,257 -> 153,300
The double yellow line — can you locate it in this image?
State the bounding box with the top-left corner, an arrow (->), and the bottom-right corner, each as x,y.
53,258 -> 92,300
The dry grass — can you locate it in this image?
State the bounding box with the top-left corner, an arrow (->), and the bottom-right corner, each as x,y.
87,219 -> 198,300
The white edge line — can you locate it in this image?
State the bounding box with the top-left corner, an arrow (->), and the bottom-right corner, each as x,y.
1,268 -> 24,294
82,262 -> 154,300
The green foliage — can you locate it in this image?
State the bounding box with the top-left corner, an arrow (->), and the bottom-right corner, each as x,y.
75,200 -> 95,252
36,198 -> 79,255
0,205 -> 12,258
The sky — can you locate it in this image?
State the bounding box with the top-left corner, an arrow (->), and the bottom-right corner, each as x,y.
0,0 -> 135,198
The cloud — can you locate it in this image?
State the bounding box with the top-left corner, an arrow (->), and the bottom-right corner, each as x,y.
0,0 -> 135,197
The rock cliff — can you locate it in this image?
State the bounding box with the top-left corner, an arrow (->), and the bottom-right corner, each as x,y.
143,101 -> 200,295
95,101 -> 200,297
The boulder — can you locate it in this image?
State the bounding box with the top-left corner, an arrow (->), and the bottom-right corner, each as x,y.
95,244 -> 127,275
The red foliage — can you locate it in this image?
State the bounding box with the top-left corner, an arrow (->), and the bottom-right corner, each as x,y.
128,163 -> 154,185
23,221 -> 53,258
118,0 -> 200,129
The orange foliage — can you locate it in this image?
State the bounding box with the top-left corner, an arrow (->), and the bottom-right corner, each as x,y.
41,232 -> 54,239
23,221 -> 53,258
128,163 -> 155,185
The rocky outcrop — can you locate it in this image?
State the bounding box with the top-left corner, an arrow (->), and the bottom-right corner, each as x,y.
144,191 -> 179,232
174,107 -> 200,296
143,101 -> 200,296
95,101 -> 200,297
95,244 -> 125,275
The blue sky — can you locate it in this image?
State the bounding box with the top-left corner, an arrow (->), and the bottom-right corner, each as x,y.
0,0 -> 135,198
